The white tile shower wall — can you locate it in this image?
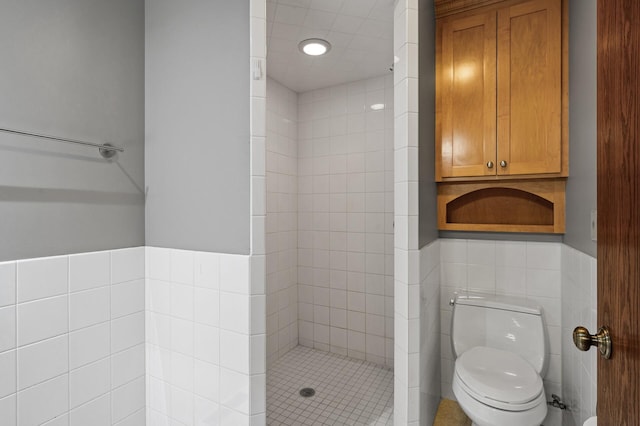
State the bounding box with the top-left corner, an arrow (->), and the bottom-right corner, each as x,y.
393,0 -> 420,424
296,74 -> 395,367
145,247 -> 265,426
0,247 -> 146,426
439,239 -> 563,426
265,77 -> 298,367
561,245 -> 597,426
419,240 -> 441,425
250,3 -> 268,424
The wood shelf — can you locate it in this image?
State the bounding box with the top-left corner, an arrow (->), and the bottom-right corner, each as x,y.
437,179 -> 566,233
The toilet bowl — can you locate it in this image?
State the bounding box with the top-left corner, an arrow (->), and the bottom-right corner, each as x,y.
452,346 -> 547,426
450,294 -> 549,426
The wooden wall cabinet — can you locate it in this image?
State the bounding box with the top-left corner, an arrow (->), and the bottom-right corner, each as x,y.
436,0 -> 567,181
434,0 -> 568,233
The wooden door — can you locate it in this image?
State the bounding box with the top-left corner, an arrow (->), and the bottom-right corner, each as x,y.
438,12 -> 496,179
497,0 -> 562,176
597,0 -> 640,424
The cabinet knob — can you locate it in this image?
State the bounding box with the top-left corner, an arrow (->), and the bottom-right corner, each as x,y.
500,160 -> 508,167
487,161 -> 494,169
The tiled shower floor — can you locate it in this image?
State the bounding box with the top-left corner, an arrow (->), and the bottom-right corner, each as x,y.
267,346 -> 394,426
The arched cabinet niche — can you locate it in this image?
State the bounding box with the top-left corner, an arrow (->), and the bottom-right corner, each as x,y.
437,180 -> 566,233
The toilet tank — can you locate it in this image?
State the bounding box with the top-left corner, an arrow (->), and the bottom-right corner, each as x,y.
451,293 -> 549,376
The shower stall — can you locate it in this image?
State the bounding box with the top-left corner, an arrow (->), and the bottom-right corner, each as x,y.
263,1 -> 396,423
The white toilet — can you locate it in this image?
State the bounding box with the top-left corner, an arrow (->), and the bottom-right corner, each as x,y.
450,293 -> 549,426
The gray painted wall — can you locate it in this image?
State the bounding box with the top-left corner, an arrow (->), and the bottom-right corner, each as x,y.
145,0 -> 250,254
419,0 -> 439,248
0,0 -> 145,261
564,0 -> 597,258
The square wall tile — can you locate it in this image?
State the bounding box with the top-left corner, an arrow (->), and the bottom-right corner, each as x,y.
219,255 -> 250,294
69,251 -> 110,293
194,323 -> 220,365
111,312 -> 145,353
171,317 -> 194,356
171,283 -> 194,321
147,312 -> 171,350
195,360 -> 219,402
69,322 -> 110,370
220,368 -> 250,415
17,256 -> 68,303
220,331 -> 250,374
111,376 -> 145,424
148,279 -> 171,315
18,374 -> 69,426
250,334 -> 266,375
194,288 -> 219,327
146,247 -> 171,281
69,358 -> 110,409
18,295 -> 68,346
171,249 -> 194,285
194,252 -> 220,289
70,286 -> 110,331
111,279 -> 145,319
495,241 -> 526,268
111,344 -> 145,388
526,242 -> 561,270
111,248 -> 145,284
220,292 -> 250,334
171,351 -> 195,392
18,334 -> 68,390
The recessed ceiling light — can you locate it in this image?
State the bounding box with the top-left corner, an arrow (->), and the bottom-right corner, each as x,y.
298,38 -> 331,56
370,103 -> 385,111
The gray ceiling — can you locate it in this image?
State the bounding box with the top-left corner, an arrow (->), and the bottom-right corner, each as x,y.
266,0 -> 395,93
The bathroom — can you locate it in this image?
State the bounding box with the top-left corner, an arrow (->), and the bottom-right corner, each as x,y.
0,0 -> 600,425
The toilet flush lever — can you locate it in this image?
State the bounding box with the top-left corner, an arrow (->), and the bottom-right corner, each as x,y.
573,326 -> 612,359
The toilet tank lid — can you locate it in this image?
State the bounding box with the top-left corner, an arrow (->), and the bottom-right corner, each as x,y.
455,293 -> 541,315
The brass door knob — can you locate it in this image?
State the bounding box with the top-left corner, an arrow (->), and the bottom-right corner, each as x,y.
573,326 -> 612,359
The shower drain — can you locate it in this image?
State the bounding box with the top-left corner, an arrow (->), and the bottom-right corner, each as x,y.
299,387 -> 315,398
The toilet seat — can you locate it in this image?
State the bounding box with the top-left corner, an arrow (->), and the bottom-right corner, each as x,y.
453,377 -> 547,426
455,346 -> 544,411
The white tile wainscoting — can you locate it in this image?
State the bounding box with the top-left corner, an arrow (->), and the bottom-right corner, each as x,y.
146,247 -> 265,426
0,243 -> 597,426
0,246 -> 266,426
0,247 -> 146,426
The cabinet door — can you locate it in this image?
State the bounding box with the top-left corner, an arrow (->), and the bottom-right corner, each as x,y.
439,12 -> 497,179
497,0 -> 562,176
